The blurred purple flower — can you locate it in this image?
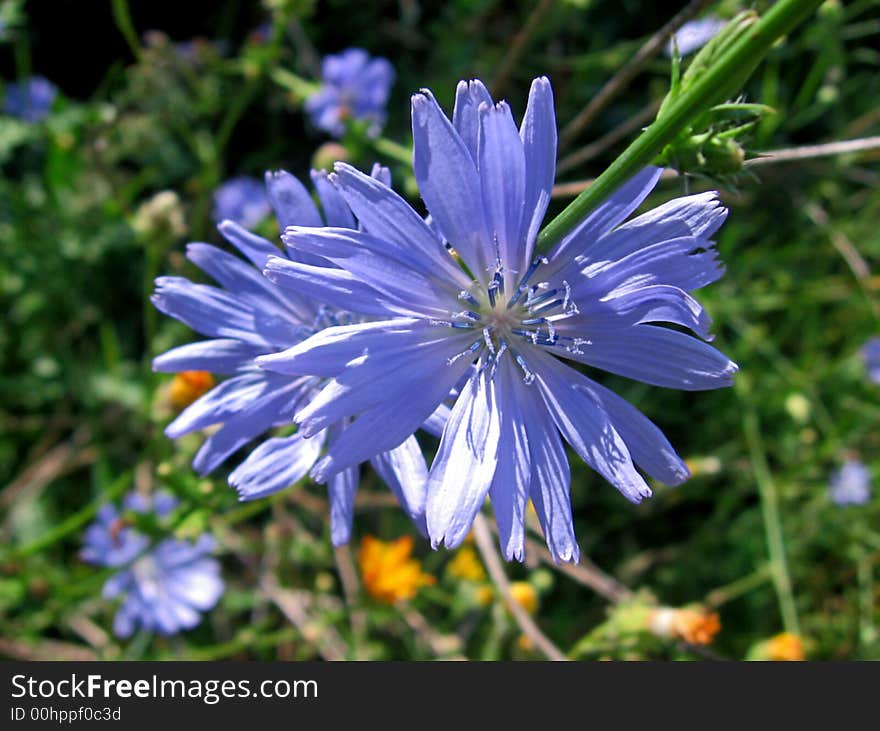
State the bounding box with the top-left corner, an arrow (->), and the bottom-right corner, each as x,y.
212,177 -> 271,228
3,76 -> 56,122
263,77 -> 736,562
829,460 -> 871,507
104,534 -> 224,638
152,167 -> 434,545
305,48 -> 394,138
862,338 -> 880,383
81,491 -> 223,637
665,16 -> 726,57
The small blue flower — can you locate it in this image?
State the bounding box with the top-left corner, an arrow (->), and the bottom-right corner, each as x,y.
81,492 -> 223,637
829,460 -> 871,506
665,16 -> 727,57
3,76 -> 56,122
153,167 -> 434,545
212,176 -> 271,228
262,77 -> 737,563
305,48 -> 395,138
862,337 -> 880,384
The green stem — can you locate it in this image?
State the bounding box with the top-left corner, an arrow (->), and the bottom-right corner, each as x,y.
372,137 -> 414,166
110,0 -> 142,62
741,403 -> 800,636
2,471 -> 131,561
537,0 -> 824,253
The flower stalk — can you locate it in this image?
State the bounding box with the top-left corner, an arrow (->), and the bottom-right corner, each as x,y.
536,0 -> 825,254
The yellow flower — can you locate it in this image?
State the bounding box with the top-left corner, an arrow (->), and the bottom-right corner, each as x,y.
358,535 -> 435,604
509,581 -> 539,615
766,632 -> 805,661
648,606 -> 721,645
168,371 -> 215,410
474,584 -> 494,607
447,546 -> 486,582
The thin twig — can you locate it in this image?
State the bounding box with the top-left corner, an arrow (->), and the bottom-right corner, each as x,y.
490,0 -> 555,98
260,577 -> 348,661
804,201 -> 880,320
486,516 -> 633,603
552,136 -> 880,197
745,135 -> 880,166
399,605 -> 466,660
530,536 -> 634,603
0,637 -> 97,661
334,544 -> 369,658
1,428 -> 94,510
472,514 -> 567,661
557,101 -> 660,175
559,0 -> 711,147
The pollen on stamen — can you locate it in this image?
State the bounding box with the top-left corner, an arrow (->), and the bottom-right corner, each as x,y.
507,255 -> 548,308
512,351 -> 536,385
482,326 -> 496,355
458,291 -> 480,308
447,340 -> 482,365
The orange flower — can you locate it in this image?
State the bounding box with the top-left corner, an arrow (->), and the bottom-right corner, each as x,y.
168,371 -> 215,410
766,632 -> 805,661
358,536 -> 435,604
648,607 -> 721,645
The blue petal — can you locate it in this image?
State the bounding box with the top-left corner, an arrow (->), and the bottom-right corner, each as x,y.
295,333 -> 477,437
426,368 -> 501,549
311,346 -> 475,481
371,435 -> 429,533
190,379 -> 310,474
421,402 -> 451,437
369,162 -> 392,188
257,318 -> 425,378
411,89 -> 492,281
549,167 -> 663,263
478,100 -> 526,283
263,256 -> 402,318
281,226 -> 458,316
153,339 -> 261,374
330,162 -> 470,287
516,376 -> 578,563
328,465 -> 358,546
165,372 -> 270,438
530,348 -> 653,504
151,276 -> 263,345
229,431 -> 325,500
217,220 -> 281,270
488,358 -> 531,561
554,359 -> 689,486
311,169 -> 356,229
600,284 -> 714,340
264,169 -> 322,228
452,79 -> 492,161
552,323 -> 738,390
519,76 -> 556,262
186,243 -> 298,317
576,235 -> 725,296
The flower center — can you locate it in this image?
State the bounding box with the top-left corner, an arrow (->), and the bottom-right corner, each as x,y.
443,257 -> 584,383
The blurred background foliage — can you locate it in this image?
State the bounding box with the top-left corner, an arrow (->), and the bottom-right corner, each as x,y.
1,0 -> 879,660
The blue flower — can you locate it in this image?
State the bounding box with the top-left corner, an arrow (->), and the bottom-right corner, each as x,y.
3,76 -> 56,122
212,176 -> 272,228
153,167 -> 433,545
305,48 -> 395,138
262,77 -> 737,562
665,16 -> 727,57
829,460 -> 871,506
862,337 -> 880,384
81,491 -> 223,637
